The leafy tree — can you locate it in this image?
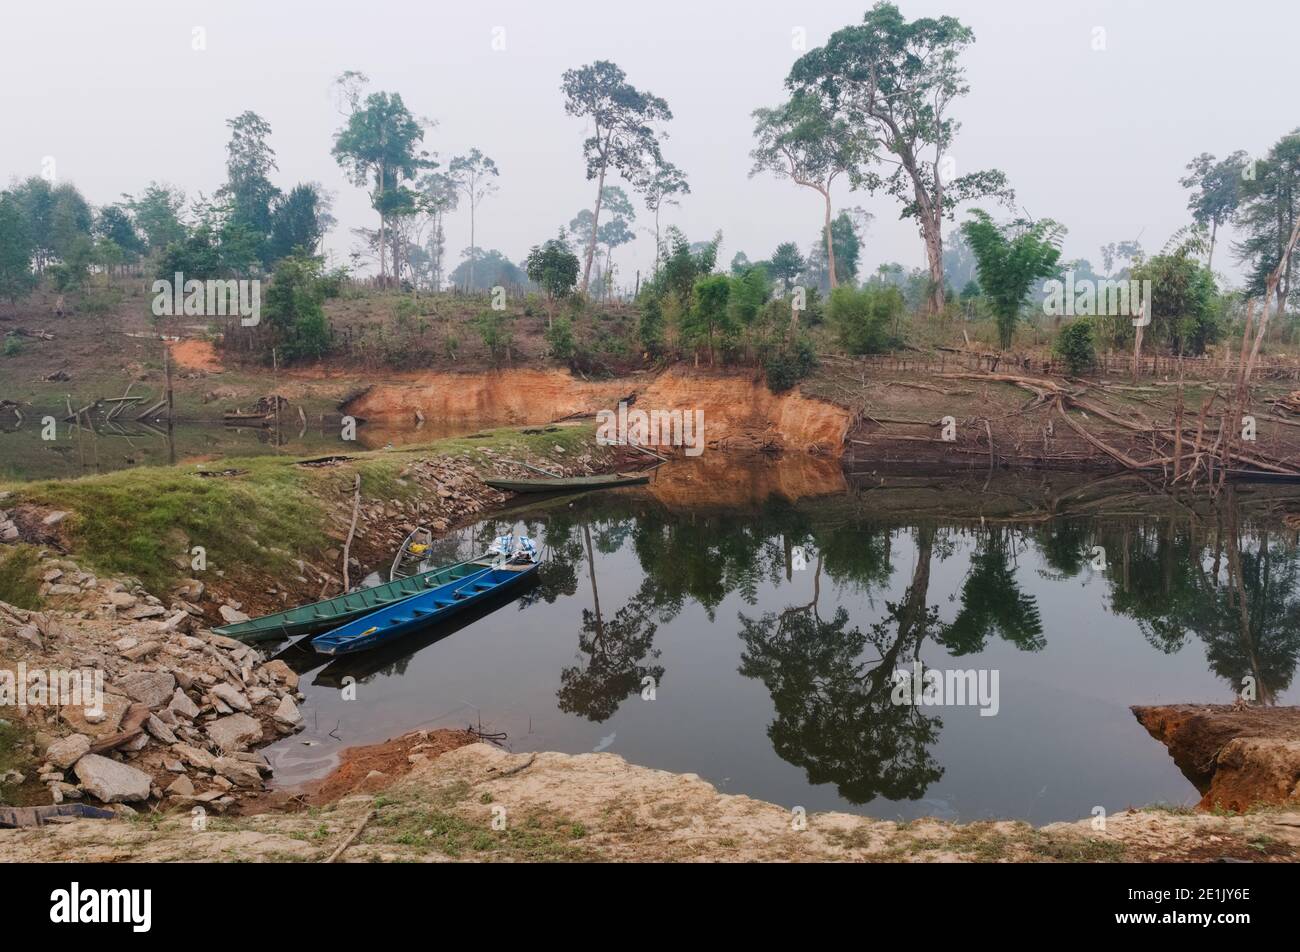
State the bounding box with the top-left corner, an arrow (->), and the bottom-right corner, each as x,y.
447,149 -> 499,291
561,60 -> 672,293
728,266 -> 771,328
682,273 -> 733,364
635,161 -> 689,275
218,111 -> 281,265
125,182 -> 187,255
95,205 -> 143,266
7,177 -> 54,270
805,211 -> 862,290
264,254 -> 331,362
1130,248 -> 1220,356
526,231 -> 580,327
789,2 -> 1013,313
750,91 -> 872,296
1180,151 -> 1248,272
0,193 -> 36,302
827,284 -> 902,354
656,226 -> 719,308
267,183 -> 328,262
1233,130 -> 1300,312
960,209 -> 1065,349
448,248 -> 527,292
768,241 -> 805,293
638,293 -> 665,357
331,79 -> 431,282
569,186 -> 635,299
414,171 -> 458,289
1053,318 -> 1096,374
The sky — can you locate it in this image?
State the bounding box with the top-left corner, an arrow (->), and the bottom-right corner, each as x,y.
2,0 -> 1295,287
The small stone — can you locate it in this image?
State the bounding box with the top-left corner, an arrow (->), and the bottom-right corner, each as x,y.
219,605 -> 250,624
42,510 -> 69,526
116,671 -> 176,708
107,592 -> 138,609
273,696 -> 302,727
168,688 -> 200,720
46,733 -> 91,769
211,682 -> 251,713
171,743 -> 215,770
206,713 -> 262,752
73,754 -> 151,803
145,714 -> 177,745
165,775 -> 195,797
213,756 -> 262,788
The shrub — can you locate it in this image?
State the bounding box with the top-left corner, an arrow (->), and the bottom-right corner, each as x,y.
2,334 -> 21,357
1054,319 -> 1096,375
475,310 -> 513,364
545,316 -> 575,360
764,337 -> 817,393
827,285 -> 903,354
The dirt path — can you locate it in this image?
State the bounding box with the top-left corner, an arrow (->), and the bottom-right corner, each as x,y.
4,738 -> 1297,862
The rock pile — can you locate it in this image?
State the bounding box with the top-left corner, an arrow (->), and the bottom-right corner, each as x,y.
0,560 -> 305,815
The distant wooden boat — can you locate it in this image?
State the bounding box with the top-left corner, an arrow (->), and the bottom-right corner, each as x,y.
484,473 -> 650,494
311,560 -> 540,655
391,526 -> 434,580
212,554 -> 488,643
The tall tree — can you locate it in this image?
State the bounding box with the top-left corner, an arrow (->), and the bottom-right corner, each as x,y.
750,90 -> 873,294
789,2 -> 1013,313
267,183 -> 328,261
1180,151 -> 1248,272
960,209 -> 1065,349
0,192 -> 36,302
124,182 -> 187,255
561,60 -> 672,294
635,161 -> 689,276
768,241 -> 805,293
1234,130 -> 1300,313
415,171 -> 458,289
95,205 -> 144,267
447,149 -> 499,291
331,79 -> 430,283
218,111 -> 281,265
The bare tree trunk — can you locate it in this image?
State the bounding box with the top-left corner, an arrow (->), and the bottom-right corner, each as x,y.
822,190 -> 838,291
376,164 -> 387,282
1207,219 -> 1217,272
580,151 -> 609,295
468,198 -> 476,292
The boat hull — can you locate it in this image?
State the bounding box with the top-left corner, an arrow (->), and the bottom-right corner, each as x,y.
212,556 -> 489,643
310,562 -> 540,655
484,473 -> 649,494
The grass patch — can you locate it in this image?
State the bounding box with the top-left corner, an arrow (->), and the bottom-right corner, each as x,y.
12,457 -> 325,591
0,717 -> 34,805
0,545 -> 44,609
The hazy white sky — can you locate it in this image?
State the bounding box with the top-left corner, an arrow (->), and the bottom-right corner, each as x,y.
2,0 -> 1294,285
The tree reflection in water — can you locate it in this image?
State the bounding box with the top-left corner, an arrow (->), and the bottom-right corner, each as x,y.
518,481 -> 1300,803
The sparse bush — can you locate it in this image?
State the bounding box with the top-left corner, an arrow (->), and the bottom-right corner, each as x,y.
475,310 -> 514,364
2,334 -> 21,357
545,316 -> 575,360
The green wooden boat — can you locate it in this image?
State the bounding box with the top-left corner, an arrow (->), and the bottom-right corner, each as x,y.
212,554 -> 490,643
484,473 -> 650,494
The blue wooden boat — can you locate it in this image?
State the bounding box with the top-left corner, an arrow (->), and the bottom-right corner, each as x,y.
310,560 -> 540,655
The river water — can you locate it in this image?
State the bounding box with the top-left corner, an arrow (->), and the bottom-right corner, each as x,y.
260,464 -> 1300,824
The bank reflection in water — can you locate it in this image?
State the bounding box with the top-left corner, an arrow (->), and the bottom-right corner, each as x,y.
268,467 -> 1300,822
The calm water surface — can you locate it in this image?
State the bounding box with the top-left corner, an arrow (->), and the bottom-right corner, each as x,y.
262,466 -> 1300,823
